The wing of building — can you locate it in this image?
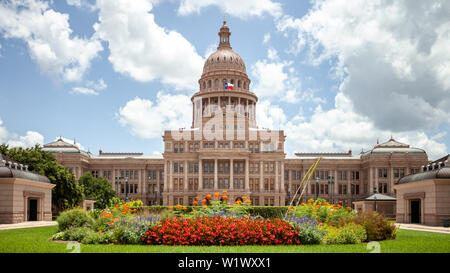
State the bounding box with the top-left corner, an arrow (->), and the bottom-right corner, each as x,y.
42,20 -> 429,207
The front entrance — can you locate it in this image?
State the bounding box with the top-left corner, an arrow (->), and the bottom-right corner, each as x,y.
410,199 -> 421,224
28,199 -> 38,221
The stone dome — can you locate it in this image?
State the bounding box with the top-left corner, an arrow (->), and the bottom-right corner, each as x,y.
201,20 -> 248,76
203,49 -> 247,74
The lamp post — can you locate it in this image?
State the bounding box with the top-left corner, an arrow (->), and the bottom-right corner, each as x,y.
373,187 -> 377,212
315,177 -> 319,200
125,176 -> 129,202
114,176 -> 119,195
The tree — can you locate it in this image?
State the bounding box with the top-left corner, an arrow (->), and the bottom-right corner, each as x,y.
78,172 -> 116,209
0,144 -> 84,211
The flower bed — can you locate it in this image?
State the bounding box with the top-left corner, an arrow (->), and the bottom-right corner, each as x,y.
143,216 -> 300,246
51,195 -> 396,246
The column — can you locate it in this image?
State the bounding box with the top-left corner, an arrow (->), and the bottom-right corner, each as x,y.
163,161 -> 168,194
389,167 -> 394,194
259,161 -> 264,192
184,161 -> 188,191
230,159 -> 234,190
275,161 -> 279,192
375,168 -> 379,193
334,169 -> 338,195
245,158 -> 250,191
347,170 -> 351,202
369,167 -> 373,195
259,160 -> 264,205
198,159 -> 203,191
156,167 -> 161,205
214,159 -> 218,190
280,162 -> 285,192
169,160 -> 173,192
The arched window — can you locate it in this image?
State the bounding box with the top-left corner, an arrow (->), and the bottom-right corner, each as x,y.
231,79 -> 234,85
244,82 -> 247,89
215,79 -> 219,88
208,80 -> 212,88
223,79 -> 227,89
203,82 -> 206,89
230,57 -> 233,62
217,57 -> 220,62
238,80 -> 241,88
224,57 -> 226,62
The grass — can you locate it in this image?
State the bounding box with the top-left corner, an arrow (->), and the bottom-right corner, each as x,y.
0,225 -> 449,253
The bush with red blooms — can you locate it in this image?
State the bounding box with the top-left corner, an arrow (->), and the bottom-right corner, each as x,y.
142,216 -> 301,246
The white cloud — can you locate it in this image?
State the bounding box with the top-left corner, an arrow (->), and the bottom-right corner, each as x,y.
117,92 -> 192,139
69,87 -> 99,95
277,0 -> 450,132
94,0 -> 204,91
256,100 -> 287,130
86,78 -> 107,90
0,0 -> 103,82
261,92 -> 448,161
263,33 -> 271,44
0,118 -> 44,148
177,0 -> 283,19
251,49 -> 320,104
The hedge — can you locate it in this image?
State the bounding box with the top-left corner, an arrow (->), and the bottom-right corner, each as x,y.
141,206 -> 290,219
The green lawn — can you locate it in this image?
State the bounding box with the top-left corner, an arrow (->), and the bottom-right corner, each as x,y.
0,225 -> 449,253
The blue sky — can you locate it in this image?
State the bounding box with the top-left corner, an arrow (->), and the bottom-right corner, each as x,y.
0,0 -> 449,160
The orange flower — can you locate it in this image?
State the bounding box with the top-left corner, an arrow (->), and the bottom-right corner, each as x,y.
122,211 -> 126,215
222,190 -> 228,195
242,196 -> 247,200
195,196 -> 200,200
193,201 -> 198,206
214,192 -> 221,198
206,194 -> 212,200
328,213 -> 332,216
183,207 -> 187,211
99,230 -> 102,233
169,206 -> 174,210
346,206 -> 351,211
288,206 -> 293,211
202,199 -> 207,204
308,199 -> 314,203
222,195 -> 228,200
339,201 -> 343,204
245,199 -> 251,203
203,204 -> 208,208
176,204 -> 183,209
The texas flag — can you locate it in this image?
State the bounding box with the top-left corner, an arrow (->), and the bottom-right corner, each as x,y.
224,82 -> 234,90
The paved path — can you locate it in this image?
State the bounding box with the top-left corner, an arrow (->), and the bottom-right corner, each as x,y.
396,223 -> 450,234
0,221 -> 57,231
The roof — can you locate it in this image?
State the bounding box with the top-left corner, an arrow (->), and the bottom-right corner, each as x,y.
365,193 -> 396,201
361,137 -> 426,157
43,137 -> 91,157
0,154 -> 51,183
397,166 -> 450,184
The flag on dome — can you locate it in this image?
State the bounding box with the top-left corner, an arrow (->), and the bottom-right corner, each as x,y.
224,82 -> 234,90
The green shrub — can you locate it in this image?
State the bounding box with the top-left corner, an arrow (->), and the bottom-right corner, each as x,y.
353,211 -> 397,241
56,208 -> 95,231
52,227 -> 95,242
321,223 -> 367,244
245,206 -> 289,219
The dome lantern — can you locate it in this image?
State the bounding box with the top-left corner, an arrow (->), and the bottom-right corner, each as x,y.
218,18 -> 231,50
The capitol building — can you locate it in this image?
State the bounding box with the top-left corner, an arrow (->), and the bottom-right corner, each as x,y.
43,20 -> 429,208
